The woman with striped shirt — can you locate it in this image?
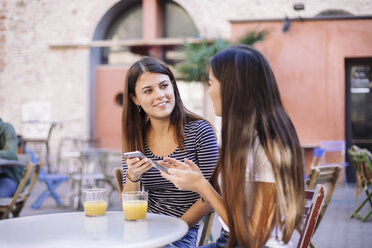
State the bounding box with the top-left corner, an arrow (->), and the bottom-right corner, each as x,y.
121,56 -> 219,248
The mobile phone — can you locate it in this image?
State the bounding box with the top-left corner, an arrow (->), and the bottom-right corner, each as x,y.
123,151 -> 146,159
123,151 -> 168,173
151,160 -> 169,173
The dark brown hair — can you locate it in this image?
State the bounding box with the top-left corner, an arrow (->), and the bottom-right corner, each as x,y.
121,56 -> 202,153
210,45 -> 304,247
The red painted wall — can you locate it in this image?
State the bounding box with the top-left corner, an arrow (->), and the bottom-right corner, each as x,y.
231,19 -> 372,146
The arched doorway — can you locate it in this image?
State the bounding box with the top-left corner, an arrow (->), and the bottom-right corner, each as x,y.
90,0 -> 199,149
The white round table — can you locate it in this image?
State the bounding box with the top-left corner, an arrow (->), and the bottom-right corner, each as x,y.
0,211 -> 188,248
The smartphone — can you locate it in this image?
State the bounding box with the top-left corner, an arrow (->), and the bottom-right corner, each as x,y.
123,151 -> 146,159
123,151 -> 168,173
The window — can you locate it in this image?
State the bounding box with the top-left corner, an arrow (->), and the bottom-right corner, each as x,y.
163,1 -> 198,38
103,4 -> 143,65
102,1 -> 199,65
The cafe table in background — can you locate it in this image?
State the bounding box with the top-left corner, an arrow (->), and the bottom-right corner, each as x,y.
0,211 -> 188,248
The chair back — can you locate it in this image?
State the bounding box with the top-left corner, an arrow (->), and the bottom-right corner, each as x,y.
297,185 -> 326,248
347,146 -> 372,195
0,160 -> 41,219
114,168 -> 123,193
306,165 -> 341,231
56,137 -> 99,174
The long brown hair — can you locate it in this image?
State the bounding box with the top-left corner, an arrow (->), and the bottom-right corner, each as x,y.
122,56 -> 202,153
210,45 -> 304,247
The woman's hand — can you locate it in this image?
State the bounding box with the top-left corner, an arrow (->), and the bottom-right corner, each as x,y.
126,157 -> 153,180
159,157 -> 208,193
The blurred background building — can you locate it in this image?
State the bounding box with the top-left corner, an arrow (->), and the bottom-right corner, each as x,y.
0,0 -> 372,182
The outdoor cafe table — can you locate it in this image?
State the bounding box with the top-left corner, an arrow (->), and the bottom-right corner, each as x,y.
0,211 -> 188,248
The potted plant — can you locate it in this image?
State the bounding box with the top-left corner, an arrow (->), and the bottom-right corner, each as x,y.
176,30 -> 267,121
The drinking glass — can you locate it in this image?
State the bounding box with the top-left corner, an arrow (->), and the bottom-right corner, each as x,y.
83,188 -> 108,217
122,191 -> 148,221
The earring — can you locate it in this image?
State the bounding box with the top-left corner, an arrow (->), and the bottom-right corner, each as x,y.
137,105 -> 141,112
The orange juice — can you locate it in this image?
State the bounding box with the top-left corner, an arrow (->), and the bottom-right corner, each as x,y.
122,200 -> 148,221
84,201 -> 107,216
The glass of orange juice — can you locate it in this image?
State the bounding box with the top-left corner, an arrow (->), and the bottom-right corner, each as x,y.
83,188 -> 108,217
122,191 -> 148,221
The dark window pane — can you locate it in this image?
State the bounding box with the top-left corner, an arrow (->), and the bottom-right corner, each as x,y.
351,65 -> 372,144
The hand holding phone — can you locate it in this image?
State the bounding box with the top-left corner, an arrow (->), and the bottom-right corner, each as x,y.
123,151 -> 169,173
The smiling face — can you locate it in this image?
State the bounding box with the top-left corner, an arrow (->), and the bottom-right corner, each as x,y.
208,69 -> 222,116
131,72 -> 175,121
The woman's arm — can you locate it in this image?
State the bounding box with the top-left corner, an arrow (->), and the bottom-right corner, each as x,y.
0,123 -> 18,160
180,198 -> 213,227
160,158 -> 229,226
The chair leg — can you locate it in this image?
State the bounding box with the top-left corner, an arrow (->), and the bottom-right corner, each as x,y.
45,180 -> 65,206
350,191 -> 372,221
32,180 -> 65,209
1,209 -> 10,219
12,202 -> 25,217
362,209 -> 372,222
365,188 -> 372,208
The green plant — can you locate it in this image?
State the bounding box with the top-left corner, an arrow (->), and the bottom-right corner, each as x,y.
177,30 -> 267,82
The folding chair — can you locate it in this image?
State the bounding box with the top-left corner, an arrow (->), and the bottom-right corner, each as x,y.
198,211 -> 215,246
309,148 -> 325,169
23,148 -> 69,209
297,185 -> 326,248
0,160 -> 41,219
31,167 -> 69,209
306,165 -> 341,231
102,151 -> 122,199
300,165 -> 340,247
114,168 -> 215,245
347,146 -> 372,222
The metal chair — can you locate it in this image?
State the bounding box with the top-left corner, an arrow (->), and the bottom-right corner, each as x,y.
0,160 -> 41,219
68,148 -> 109,209
297,185 -> 326,248
347,145 -> 372,222
20,122 -> 61,173
21,148 -> 69,209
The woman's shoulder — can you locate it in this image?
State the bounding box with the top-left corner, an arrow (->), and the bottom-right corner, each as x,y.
186,119 -> 213,130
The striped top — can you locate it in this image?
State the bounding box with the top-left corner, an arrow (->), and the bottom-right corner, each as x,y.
122,119 -> 219,218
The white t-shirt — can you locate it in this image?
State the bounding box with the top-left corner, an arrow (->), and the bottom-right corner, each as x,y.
217,137 -> 292,248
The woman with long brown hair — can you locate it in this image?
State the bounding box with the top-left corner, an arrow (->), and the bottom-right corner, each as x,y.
161,45 -> 304,248
121,56 -> 219,247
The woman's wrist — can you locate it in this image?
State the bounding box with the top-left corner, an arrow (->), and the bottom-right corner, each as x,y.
198,178 -> 211,200
126,172 -> 140,182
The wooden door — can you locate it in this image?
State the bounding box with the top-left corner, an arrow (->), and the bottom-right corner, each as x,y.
95,66 -> 128,149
